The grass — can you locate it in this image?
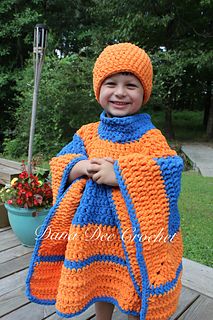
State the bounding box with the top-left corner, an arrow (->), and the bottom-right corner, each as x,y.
179,170 -> 213,267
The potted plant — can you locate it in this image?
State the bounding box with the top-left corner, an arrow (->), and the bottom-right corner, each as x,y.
0,161 -> 53,247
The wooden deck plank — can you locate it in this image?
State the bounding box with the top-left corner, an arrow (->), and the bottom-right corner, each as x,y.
0,228 -> 16,240
0,158 -> 48,185
112,306 -> 128,319
178,294 -> 213,320
45,305 -> 96,320
0,158 -> 22,170
182,257 -> 213,298
111,286 -> 201,320
170,286 -> 200,320
0,244 -> 33,264
0,204 -> 10,228
0,234 -> 21,252
0,226 -> 11,232
0,158 -> 22,185
0,165 -> 21,175
0,167 -> 21,185
0,286 -> 29,317
0,269 -> 28,296
0,252 -> 32,278
0,303 -> 56,320
0,237 -> 21,252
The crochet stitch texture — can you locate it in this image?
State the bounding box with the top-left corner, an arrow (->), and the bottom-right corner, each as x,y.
26,111 -> 184,320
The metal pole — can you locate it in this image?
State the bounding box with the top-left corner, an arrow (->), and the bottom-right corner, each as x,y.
27,61 -> 40,174
27,25 -> 47,174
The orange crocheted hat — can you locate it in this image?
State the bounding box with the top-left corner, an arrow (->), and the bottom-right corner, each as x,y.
93,42 -> 153,105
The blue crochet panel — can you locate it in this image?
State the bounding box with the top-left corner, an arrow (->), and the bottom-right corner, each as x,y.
57,133 -> 87,157
155,156 -> 184,238
98,111 -> 156,143
54,134 -> 88,201
71,179 -> 117,227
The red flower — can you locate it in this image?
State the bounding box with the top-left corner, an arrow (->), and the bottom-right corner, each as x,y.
19,171 -> 28,179
33,199 -> 38,206
17,183 -> 23,190
26,191 -> 33,198
34,194 -> 43,205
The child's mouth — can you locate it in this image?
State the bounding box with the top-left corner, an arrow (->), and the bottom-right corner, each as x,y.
110,101 -> 130,108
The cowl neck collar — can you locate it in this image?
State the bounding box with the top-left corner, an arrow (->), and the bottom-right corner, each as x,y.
98,111 -> 155,143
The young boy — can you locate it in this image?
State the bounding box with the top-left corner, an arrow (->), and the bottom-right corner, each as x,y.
26,43 -> 184,320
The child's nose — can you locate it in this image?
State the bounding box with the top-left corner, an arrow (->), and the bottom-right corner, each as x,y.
114,85 -> 126,97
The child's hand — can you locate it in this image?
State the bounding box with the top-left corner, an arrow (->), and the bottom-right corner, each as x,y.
85,160 -> 100,178
102,157 -> 115,164
88,158 -> 118,186
86,157 -> 115,177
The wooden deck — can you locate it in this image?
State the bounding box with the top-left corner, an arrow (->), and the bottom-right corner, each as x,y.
0,227 -> 212,320
0,158 -> 22,185
0,158 -> 48,186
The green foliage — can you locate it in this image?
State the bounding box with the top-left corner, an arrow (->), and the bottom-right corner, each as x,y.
1,0 -> 213,156
3,54 -> 100,159
0,0 -> 96,140
0,0 -> 41,138
149,49 -> 213,111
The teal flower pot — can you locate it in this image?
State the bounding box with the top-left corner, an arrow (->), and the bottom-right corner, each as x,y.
4,203 -> 50,247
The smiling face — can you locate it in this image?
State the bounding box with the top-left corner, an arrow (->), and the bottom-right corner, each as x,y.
99,73 -> 144,118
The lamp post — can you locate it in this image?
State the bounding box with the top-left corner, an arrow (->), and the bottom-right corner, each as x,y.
27,24 -> 48,174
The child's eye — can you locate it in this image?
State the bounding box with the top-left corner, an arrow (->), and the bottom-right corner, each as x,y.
105,82 -> 116,87
127,83 -> 138,88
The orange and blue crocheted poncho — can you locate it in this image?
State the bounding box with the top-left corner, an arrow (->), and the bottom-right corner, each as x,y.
26,111 -> 184,320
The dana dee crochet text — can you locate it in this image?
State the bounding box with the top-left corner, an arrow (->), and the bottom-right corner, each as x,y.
35,225 -> 176,243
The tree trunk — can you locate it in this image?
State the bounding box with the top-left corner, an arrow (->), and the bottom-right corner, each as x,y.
164,100 -> 175,140
203,80 -> 211,128
17,37 -> 24,68
206,95 -> 213,140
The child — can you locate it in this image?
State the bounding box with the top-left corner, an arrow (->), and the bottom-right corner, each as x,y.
26,43 -> 184,320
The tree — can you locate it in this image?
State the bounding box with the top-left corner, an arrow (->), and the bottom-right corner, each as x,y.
0,0 -> 95,150
85,0 -> 213,138
3,54 -> 99,159
0,0 -> 41,144
1,0 -> 213,158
